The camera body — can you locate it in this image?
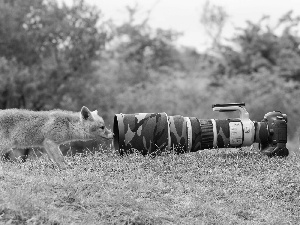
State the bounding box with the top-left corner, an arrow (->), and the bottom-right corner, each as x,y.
212,103 -> 288,157
259,111 -> 288,157
113,103 -> 288,157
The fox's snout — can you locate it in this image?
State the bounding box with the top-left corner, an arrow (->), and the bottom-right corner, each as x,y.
102,128 -> 114,139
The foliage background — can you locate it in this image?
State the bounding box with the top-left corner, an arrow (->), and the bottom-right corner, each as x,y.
1,0 -> 300,145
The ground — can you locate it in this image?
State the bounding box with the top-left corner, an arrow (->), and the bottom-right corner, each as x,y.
0,147 -> 299,224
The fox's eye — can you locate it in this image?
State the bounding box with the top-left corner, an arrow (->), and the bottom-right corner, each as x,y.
100,126 -> 105,130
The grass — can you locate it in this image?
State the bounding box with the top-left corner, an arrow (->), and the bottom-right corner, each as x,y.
0,147 -> 300,224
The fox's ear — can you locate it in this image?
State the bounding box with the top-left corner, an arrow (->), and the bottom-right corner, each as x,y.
80,106 -> 93,121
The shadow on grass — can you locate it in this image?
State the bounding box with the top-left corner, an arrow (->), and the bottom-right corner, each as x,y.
0,207 -> 59,225
197,148 -> 259,160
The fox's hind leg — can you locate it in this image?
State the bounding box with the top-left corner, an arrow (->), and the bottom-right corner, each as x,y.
4,148 -> 29,162
43,138 -> 68,169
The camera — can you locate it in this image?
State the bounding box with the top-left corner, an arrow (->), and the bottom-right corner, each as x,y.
113,103 -> 288,157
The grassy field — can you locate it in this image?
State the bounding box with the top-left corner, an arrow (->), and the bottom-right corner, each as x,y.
0,146 -> 300,225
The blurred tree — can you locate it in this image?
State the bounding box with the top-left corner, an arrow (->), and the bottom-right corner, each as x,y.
218,11 -> 300,81
110,4 -> 182,84
0,0 -> 43,66
200,0 -> 228,52
0,0 -> 110,110
0,0 -> 108,68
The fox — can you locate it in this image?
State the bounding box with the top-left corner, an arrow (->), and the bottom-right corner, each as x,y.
0,106 -> 113,170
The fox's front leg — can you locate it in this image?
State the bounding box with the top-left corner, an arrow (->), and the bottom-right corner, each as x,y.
43,138 -> 68,169
0,146 -> 9,176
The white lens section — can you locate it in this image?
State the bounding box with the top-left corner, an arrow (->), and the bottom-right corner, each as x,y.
166,115 -> 171,151
184,117 -> 192,152
229,122 -> 243,146
242,120 -> 255,146
211,119 -> 217,148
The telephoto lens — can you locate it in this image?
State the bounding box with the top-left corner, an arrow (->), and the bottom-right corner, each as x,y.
113,103 -> 288,157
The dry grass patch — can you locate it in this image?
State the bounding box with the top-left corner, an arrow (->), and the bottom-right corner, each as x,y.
0,148 -> 299,224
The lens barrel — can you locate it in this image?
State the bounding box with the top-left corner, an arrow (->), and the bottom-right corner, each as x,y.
113,112 -> 273,155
